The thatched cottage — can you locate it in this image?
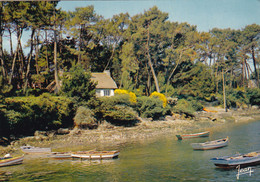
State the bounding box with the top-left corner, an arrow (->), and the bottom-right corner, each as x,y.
91,70 -> 118,97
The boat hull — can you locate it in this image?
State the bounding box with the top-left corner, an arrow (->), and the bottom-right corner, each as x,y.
0,156 -> 24,167
48,152 -> 72,159
214,160 -> 260,169
20,146 -> 51,154
71,151 -> 120,160
191,137 -> 228,150
211,151 -> 260,169
176,131 -> 210,140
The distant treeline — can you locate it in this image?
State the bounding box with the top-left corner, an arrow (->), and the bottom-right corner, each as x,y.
0,2 -> 259,95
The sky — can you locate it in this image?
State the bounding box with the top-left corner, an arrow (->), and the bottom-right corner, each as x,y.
57,0 -> 260,32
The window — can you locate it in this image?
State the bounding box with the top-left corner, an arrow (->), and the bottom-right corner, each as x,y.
104,90 -> 110,96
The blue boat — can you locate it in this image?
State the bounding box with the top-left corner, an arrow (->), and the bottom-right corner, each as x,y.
211,150 -> 260,169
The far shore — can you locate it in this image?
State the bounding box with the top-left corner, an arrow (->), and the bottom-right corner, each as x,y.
1,107 -> 260,155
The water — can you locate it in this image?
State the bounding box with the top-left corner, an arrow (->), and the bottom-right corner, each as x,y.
1,120 -> 260,181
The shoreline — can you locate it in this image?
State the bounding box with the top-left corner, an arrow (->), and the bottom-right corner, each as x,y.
1,107 -> 260,154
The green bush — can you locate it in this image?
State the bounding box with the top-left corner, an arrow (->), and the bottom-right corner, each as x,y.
172,98 -> 203,118
0,103 -> 10,137
246,88 -> 260,106
2,93 -> 74,136
74,106 -> 97,129
217,88 -> 248,108
0,72 -> 12,97
61,64 -> 96,105
135,96 -> 170,120
98,95 -> 138,126
15,88 -> 48,97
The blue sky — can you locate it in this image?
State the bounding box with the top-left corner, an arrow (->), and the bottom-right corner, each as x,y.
58,0 -> 260,32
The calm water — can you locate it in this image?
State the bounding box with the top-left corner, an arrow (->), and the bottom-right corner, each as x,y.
1,120 -> 260,182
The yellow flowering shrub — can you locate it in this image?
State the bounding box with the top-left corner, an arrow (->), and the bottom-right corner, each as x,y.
114,89 -> 137,103
150,91 -> 167,107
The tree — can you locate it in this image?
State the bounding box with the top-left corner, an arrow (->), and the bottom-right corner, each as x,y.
61,64 -> 96,104
65,6 -> 98,64
125,6 -> 170,94
242,24 -> 260,87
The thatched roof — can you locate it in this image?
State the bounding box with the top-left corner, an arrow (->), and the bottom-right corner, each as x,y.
91,72 -> 117,89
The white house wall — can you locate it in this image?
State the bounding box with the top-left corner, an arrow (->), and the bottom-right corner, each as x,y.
96,89 -> 115,97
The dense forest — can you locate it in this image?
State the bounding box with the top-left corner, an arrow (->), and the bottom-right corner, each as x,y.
0,2 -> 259,138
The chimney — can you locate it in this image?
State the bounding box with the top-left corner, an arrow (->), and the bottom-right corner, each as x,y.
104,70 -> 111,77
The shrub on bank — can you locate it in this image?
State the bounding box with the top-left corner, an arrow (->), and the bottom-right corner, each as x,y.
2,93 -> 74,136
135,96 -> 170,120
114,89 -> 137,103
246,88 -> 260,106
74,106 -> 97,129
150,91 -> 167,107
98,95 -> 138,126
172,98 -> 203,118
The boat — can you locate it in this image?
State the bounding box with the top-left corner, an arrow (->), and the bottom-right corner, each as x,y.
211,150 -> 260,169
71,150 -> 120,159
176,131 -> 210,140
20,146 -> 51,154
191,137 -> 229,150
48,152 -> 72,159
0,155 -> 24,167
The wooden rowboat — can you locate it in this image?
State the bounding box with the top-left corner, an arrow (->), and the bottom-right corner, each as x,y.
191,137 -> 229,150
211,150 -> 260,169
176,131 -> 210,140
48,152 -> 72,159
71,150 -> 120,159
20,146 -> 51,154
0,155 -> 24,167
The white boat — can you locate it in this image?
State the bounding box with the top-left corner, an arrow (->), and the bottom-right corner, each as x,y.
20,146 -> 51,154
176,131 -> 210,140
71,150 -> 120,159
191,137 -> 229,150
0,155 -> 24,167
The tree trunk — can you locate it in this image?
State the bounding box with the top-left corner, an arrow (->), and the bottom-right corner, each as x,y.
45,30 -> 49,70
17,29 -> 25,84
9,31 -> 22,84
242,55 -> 245,88
165,50 -> 183,96
251,46 -> 259,87
35,31 -> 40,75
23,28 -> 35,93
8,28 -> 13,57
222,69 -> 227,112
54,28 -> 60,93
78,25 -> 83,64
0,2 -> 6,78
146,26 -> 160,93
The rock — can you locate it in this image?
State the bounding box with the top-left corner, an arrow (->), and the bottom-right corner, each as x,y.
34,131 -> 47,136
252,105 -> 259,110
69,128 -> 81,135
34,135 -> 48,141
57,128 -> 70,135
212,118 -> 217,122
165,115 -> 174,121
